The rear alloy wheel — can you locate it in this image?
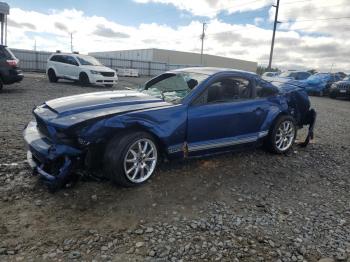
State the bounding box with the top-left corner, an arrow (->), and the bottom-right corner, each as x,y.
266,115 -> 296,154
104,131 -> 159,187
79,73 -> 90,86
48,69 -> 58,83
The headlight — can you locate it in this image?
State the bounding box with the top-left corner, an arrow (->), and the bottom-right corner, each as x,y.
90,70 -> 100,74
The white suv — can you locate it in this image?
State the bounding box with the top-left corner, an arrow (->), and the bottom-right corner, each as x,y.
46,52 -> 118,87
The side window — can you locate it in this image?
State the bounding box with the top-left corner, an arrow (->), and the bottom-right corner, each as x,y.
50,55 -> 60,62
65,56 -> 78,66
194,77 -> 252,105
256,80 -> 278,98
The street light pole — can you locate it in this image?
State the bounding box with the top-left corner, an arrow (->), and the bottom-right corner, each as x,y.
268,0 -> 280,70
200,22 -> 206,65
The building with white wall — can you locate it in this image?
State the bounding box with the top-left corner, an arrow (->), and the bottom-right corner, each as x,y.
89,48 -> 257,73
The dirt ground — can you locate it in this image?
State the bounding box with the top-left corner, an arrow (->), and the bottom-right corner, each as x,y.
0,73 -> 349,262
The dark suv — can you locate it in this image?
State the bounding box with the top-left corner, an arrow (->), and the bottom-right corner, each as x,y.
0,45 -> 23,91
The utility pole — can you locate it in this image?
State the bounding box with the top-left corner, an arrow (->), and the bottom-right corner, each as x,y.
268,0 -> 280,70
70,32 -> 73,52
200,22 -> 206,65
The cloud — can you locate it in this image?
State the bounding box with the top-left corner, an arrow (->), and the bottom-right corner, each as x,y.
54,22 -> 69,32
93,24 -> 129,38
5,6 -> 350,72
254,17 -> 264,26
134,0 -> 273,17
7,18 -> 36,30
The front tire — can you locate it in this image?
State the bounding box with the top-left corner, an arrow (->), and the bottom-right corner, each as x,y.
104,131 -> 159,187
79,73 -> 90,86
265,115 -> 296,154
48,69 -> 58,83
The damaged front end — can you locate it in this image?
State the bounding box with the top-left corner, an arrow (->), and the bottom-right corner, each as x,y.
24,120 -> 83,191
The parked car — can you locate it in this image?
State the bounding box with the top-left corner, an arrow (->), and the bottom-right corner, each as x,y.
262,71 -> 279,77
278,71 -> 311,80
302,73 -> 342,96
46,52 -> 118,87
24,67 -> 316,191
329,76 -> 350,99
0,45 -> 23,91
336,72 -> 347,79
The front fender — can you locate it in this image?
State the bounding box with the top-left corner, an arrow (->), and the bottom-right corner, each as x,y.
78,105 -> 188,152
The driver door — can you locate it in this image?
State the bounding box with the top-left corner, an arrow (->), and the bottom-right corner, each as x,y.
186,75 -> 269,156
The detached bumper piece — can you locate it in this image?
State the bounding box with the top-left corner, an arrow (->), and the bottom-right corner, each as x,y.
24,121 -> 82,192
28,152 -> 76,192
299,108 -> 317,147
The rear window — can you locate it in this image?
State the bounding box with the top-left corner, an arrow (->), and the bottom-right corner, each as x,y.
0,47 -> 16,60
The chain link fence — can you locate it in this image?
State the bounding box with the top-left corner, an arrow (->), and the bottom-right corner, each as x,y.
11,49 -> 199,76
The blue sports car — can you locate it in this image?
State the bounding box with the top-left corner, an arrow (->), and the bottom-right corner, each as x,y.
23,67 -> 316,190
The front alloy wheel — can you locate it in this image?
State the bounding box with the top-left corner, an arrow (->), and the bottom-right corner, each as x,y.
275,120 -> 295,152
265,115 -> 296,154
123,138 -> 157,183
104,131 -> 159,187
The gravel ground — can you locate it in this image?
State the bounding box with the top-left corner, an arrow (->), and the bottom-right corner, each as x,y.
0,74 -> 349,262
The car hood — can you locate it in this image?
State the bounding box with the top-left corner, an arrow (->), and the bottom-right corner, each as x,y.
80,65 -> 115,72
41,90 -> 172,127
304,77 -> 326,86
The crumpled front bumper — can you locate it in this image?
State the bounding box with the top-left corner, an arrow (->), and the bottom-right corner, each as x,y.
23,121 -> 82,190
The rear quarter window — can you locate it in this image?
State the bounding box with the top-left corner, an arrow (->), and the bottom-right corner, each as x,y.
0,47 -> 16,59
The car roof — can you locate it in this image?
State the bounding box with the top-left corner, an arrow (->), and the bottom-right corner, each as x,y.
50,52 -> 87,57
171,67 -> 258,77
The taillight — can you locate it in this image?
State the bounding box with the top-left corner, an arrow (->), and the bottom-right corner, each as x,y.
6,60 -> 18,67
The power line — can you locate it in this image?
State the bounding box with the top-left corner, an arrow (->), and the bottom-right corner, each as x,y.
281,16 -> 350,23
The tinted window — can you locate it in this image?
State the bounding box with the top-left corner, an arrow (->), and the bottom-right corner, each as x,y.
50,55 -> 61,62
197,77 -> 252,104
0,47 -> 16,59
65,56 -> 78,66
296,72 -> 310,80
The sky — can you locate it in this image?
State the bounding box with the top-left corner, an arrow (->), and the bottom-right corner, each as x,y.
4,0 -> 350,72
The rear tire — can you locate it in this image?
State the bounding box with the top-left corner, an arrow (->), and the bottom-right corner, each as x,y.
104,131 -> 159,187
79,73 -> 90,86
265,115 -> 297,154
48,69 -> 58,83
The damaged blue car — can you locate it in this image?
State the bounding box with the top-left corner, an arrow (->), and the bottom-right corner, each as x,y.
303,73 -> 342,96
24,67 -> 316,191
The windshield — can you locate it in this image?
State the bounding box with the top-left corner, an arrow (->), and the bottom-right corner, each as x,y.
308,73 -> 331,81
279,72 -> 296,78
141,72 -> 208,104
76,55 -> 102,66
